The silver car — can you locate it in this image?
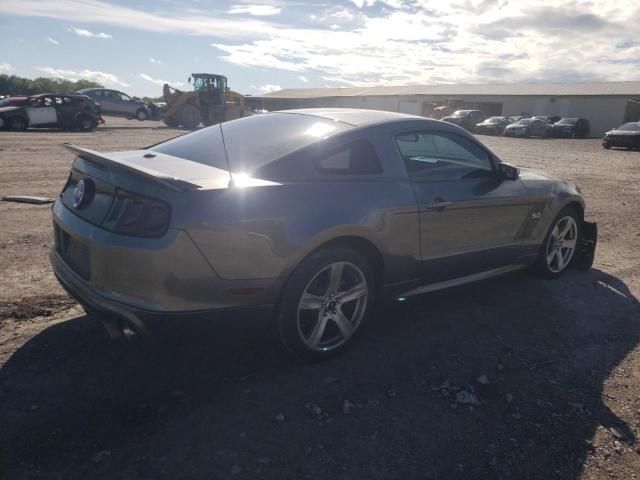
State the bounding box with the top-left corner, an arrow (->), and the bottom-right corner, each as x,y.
77,88 -> 150,121
50,109 -> 597,360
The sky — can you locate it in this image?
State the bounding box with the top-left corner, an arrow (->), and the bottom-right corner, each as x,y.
0,0 -> 638,97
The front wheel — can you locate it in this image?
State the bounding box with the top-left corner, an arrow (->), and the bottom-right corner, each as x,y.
276,247 -> 375,361
533,207 -> 580,278
135,108 -> 148,121
9,116 -> 27,131
76,115 -> 96,132
178,103 -> 201,129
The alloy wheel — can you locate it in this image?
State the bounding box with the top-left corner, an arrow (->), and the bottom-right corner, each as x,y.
546,216 -> 578,273
297,262 -> 368,351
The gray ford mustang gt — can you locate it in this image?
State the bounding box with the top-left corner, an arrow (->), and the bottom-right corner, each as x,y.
50,108 -> 597,360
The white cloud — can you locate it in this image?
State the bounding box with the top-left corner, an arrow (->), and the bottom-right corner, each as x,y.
0,63 -> 15,73
229,4 -> 281,16
139,73 -> 184,87
67,26 -> 112,39
37,67 -> 129,87
2,0 -> 639,87
46,37 -> 59,45
149,57 -> 162,64
297,75 -> 309,83
258,84 -> 281,93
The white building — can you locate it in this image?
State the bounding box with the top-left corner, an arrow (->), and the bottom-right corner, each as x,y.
246,81 -> 640,137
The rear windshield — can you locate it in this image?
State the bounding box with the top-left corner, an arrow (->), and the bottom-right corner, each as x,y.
151,113 -> 351,174
485,117 -> 503,124
557,118 -> 578,125
515,119 -> 531,125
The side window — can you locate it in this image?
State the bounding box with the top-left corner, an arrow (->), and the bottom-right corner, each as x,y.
315,139 -> 382,175
43,97 -> 54,107
395,131 -> 493,182
117,92 -> 131,101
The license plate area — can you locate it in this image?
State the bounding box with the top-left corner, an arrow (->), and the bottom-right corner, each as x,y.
54,224 -> 91,281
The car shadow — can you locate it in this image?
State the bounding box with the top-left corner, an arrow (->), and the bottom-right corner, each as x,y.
1,268 -> 638,479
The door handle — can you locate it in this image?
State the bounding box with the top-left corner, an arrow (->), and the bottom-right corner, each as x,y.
424,200 -> 451,212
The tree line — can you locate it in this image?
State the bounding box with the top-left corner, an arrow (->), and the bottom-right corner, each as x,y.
0,74 -> 103,96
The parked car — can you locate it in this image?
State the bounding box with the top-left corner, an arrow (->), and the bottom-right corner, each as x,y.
440,110 -> 486,131
0,93 -> 103,131
503,118 -> 551,138
551,118 -> 591,138
474,116 -> 515,135
77,88 -> 150,121
602,122 -> 640,150
50,109 -> 596,360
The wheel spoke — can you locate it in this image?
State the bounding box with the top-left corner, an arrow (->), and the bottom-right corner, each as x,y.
547,248 -> 556,264
555,250 -> 565,270
336,282 -> 367,304
328,263 -> 344,293
558,220 -> 573,240
299,293 -> 323,310
562,238 -> 577,249
551,225 -> 560,241
307,315 -> 329,348
332,310 -> 353,338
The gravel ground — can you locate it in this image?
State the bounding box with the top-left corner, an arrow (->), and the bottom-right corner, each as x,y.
0,117 -> 639,480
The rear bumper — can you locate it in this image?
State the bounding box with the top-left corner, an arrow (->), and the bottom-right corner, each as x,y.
52,250 -> 275,337
50,199 -> 282,336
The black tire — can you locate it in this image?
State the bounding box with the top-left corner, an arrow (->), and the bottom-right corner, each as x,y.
532,206 -> 581,278
163,117 -> 179,128
135,108 -> 148,121
276,247 -> 376,362
603,143 -> 611,149
9,116 -> 27,131
178,103 -> 201,129
76,115 -> 96,132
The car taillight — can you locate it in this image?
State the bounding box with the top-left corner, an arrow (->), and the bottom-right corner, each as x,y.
103,190 -> 171,238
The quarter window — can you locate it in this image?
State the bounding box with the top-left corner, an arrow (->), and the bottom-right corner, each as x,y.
315,139 -> 382,175
395,131 -> 493,182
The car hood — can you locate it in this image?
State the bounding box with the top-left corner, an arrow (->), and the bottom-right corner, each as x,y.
606,129 -> 640,136
517,166 -> 557,181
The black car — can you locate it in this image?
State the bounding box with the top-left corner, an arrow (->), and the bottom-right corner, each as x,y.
474,116 -> 515,135
551,118 -> 591,138
0,93 -> 103,131
603,122 -> 640,150
440,110 -> 486,131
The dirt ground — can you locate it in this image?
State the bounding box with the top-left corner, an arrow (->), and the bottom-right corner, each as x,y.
0,117 -> 639,480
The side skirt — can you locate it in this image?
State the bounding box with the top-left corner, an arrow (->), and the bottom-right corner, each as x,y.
397,264 -> 525,298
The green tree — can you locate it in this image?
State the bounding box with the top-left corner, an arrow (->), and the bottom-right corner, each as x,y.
0,74 -> 103,96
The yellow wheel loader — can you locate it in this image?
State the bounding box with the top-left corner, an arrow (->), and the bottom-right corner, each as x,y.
161,74 -> 250,129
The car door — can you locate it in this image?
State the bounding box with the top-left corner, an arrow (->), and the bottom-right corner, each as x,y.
55,96 -> 78,127
531,119 -> 548,137
25,96 -> 57,125
395,129 -> 532,283
114,91 -> 137,115
99,90 -> 119,115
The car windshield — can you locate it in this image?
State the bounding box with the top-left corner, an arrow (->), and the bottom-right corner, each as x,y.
557,118 -> 578,125
484,117 -> 503,124
151,113 -> 352,174
451,110 -> 471,118
617,122 -> 640,131
515,119 -> 531,125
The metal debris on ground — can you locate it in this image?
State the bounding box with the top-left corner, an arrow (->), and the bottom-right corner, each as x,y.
455,390 -> 480,406
2,195 -> 55,204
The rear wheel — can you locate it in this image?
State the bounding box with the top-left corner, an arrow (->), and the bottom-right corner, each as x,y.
277,247 -> 375,361
135,108 -> 148,121
533,207 -> 580,278
9,116 -> 27,131
162,116 -> 179,128
178,103 -> 201,129
76,115 -> 96,132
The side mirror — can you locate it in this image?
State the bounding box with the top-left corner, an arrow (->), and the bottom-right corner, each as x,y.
498,162 -> 519,181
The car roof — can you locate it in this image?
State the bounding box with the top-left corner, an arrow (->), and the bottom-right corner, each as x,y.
30,93 -> 88,98
277,108 -> 422,126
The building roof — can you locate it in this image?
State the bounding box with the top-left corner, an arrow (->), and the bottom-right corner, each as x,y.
280,108 -> 420,126
258,81 -> 640,99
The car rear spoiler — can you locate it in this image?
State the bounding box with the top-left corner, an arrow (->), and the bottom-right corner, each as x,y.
63,143 -> 199,192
